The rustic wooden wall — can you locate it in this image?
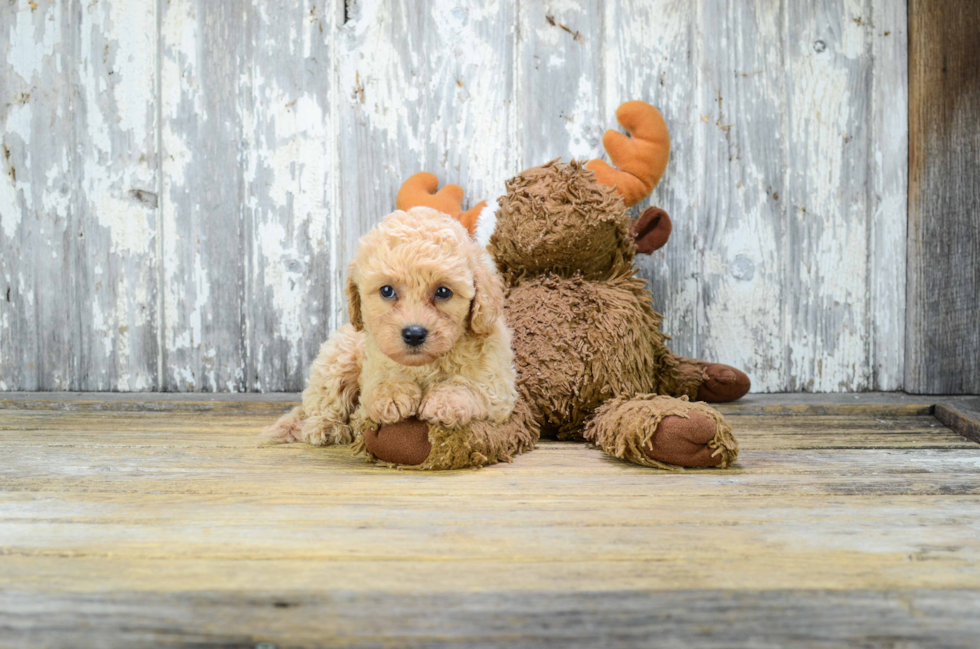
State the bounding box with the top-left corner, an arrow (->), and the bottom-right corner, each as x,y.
0,0 -> 908,392
906,0 -> 980,395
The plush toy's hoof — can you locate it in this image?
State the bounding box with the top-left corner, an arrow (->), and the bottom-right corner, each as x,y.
697,363 -> 751,402
586,394 -> 738,469
363,417 -> 432,466
644,412 -> 725,467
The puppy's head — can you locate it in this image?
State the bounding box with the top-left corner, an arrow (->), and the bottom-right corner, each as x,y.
347,207 -> 504,367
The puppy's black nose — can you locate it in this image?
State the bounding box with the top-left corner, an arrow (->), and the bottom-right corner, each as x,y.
401,325 -> 428,347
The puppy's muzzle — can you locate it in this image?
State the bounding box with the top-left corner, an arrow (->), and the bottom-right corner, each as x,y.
401,325 -> 428,347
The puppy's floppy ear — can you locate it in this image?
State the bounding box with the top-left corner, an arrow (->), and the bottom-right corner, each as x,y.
468,257 -> 505,337
345,262 -> 363,331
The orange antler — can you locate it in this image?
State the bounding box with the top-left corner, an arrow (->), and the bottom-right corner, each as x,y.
585,101 -> 671,207
396,172 -> 485,236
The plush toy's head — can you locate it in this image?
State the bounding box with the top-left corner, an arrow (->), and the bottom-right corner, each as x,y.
489,160 -> 635,281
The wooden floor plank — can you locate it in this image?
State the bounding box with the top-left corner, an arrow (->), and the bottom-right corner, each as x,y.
1,495 -> 978,565
1,398 -> 979,645
4,448 -> 980,498
0,411 -> 972,448
5,390 -> 969,413
3,588 -> 979,648
0,410 -> 953,430
2,553 -> 980,593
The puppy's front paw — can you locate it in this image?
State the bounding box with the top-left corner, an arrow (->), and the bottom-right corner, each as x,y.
260,410 -> 303,444
364,382 -> 422,425
419,387 -> 483,429
300,416 -> 355,446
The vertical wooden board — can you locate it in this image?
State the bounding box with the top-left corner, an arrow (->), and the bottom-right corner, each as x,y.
335,0 -> 423,304
241,1 -> 338,391
906,0 -> 980,394
72,0 -> 160,390
160,0 -> 247,391
784,0 -> 874,391
0,1 -> 76,390
693,0 -> 788,391
517,0 -> 604,167
869,0 -> 907,391
335,0 -> 516,324
415,1 -> 517,213
602,0 -> 701,360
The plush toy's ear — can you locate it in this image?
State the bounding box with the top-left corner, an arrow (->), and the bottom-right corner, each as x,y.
468,258 -> 504,337
345,262 -> 363,331
630,207 -> 672,254
586,101 -> 671,207
396,172 -> 484,236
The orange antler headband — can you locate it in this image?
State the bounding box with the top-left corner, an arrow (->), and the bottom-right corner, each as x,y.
396,172 -> 485,236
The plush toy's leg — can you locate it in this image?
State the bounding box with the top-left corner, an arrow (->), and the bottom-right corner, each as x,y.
358,400 -> 540,470
662,356 -> 751,403
584,394 -> 738,469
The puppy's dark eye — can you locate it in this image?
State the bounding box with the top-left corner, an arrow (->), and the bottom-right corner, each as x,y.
434,286 -> 453,300
379,285 -> 396,299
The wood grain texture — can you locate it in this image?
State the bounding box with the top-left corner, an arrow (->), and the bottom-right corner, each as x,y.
906,0 -> 980,394
518,0 -> 603,165
9,389 -> 975,417
694,0 -> 788,387
0,0 -> 161,391
3,588 -> 980,648
0,1 -> 76,390
605,0 -> 701,360
159,0 -> 248,391
785,0 -> 873,392
73,0 -> 161,391
241,1 -> 338,391
870,0 -> 908,390
2,0 -> 911,392
1,399 -> 979,645
934,401 -> 980,445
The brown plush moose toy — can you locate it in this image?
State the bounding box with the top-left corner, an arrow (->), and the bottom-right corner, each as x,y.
362,100 -> 750,470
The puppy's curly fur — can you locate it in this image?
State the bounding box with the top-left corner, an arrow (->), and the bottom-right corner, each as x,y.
261,207 -> 517,447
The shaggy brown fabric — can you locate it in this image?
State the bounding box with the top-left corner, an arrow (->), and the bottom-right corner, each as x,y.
356,400 -> 539,470
491,160 -> 636,283
505,272 -> 689,438
585,394 -> 738,469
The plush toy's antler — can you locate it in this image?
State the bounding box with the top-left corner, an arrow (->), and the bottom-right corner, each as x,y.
585,101 -> 671,207
396,172 -> 485,236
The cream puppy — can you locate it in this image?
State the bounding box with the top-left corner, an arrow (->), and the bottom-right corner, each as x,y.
262,207 -> 516,446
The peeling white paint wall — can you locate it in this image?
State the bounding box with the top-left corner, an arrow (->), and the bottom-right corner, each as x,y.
0,0 -> 908,392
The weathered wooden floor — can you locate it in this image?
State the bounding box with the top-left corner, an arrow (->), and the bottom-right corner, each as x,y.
2,394 -> 980,647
